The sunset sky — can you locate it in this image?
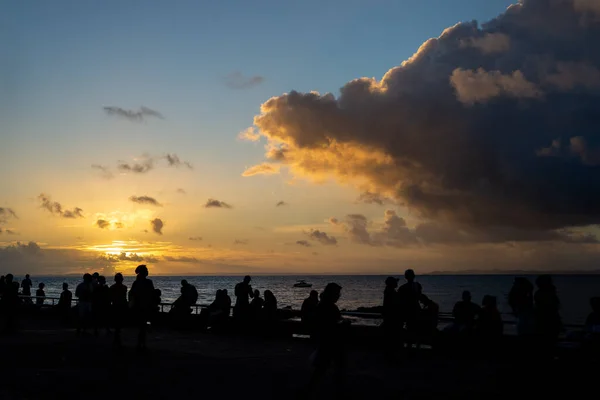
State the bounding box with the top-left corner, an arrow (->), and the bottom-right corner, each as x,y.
3,0 -> 600,275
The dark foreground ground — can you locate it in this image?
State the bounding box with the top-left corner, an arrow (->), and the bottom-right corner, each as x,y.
0,317 -> 597,399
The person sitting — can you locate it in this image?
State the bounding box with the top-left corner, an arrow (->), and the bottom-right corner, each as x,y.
250,289 -> 264,319
57,283 -> 73,322
418,294 -> 439,339
446,290 -> 480,334
301,290 -> 319,333
35,283 -> 46,308
171,280 -> 198,315
263,290 -> 278,322
476,295 -> 503,339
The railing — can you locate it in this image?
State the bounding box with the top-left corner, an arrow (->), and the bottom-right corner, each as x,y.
13,295 -> 585,329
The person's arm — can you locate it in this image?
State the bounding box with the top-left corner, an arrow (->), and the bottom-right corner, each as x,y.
248,286 -> 254,298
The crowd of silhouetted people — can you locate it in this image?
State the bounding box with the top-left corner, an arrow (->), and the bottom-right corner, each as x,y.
1,267 -> 599,361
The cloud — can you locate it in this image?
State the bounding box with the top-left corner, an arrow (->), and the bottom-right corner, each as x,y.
242,163 -> 280,177
150,218 -> 164,235
91,164 -> 114,179
103,106 -> 164,122
38,194 -> 84,219
234,239 -> 248,245
188,236 -> 203,241
460,32 -> 510,54
177,188 -> 187,195
164,154 -> 193,169
238,127 -> 261,142
117,159 -> 155,174
99,252 -> 159,264
275,201 -> 288,207
296,240 -> 311,247
96,219 -> 111,229
331,213 -> 374,245
129,195 -> 163,207
574,0 -> 600,14
204,198 -> 232,209
224,72 -> 265,89
0,207 -> 17,224
304,229 -> 337,246
163,255 -> 199,263
357,191 -> 392,206
247,1 -> 600,242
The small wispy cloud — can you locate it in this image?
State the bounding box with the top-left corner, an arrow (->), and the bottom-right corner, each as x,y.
165,154 -> 193,169
163,255 -> 199,263
96,219 -> 111,229
188,236 -> 203,241
150,218 -> 164,235
204,198 -> 232,209
296,240 -> 311,247
117,159 -> 155,174
91,164 -> 114,179
38,194 -> 84,219
242,163 -> 280,177
0,228 -> 18,235
238,127 -> 261,142
223,72 -> 265,89
276,201 -> 288,207
103,106 -> 164,122
176,188 -> 187,195
129,195 -> 163,207
0,207 -> 17,224
304,229 -> 338,246
234,239 -> 248,245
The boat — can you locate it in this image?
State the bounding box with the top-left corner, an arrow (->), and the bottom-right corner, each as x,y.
293,280 -> 312,288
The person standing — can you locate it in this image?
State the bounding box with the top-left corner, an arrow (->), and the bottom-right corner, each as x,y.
75,274 -> 93,335
397,269 -> 422,349
21,274 -> 33,304
129,265 -> 155,351
234,275 -> 254,321
109,273 -> 128,348
57,283 -> 72,323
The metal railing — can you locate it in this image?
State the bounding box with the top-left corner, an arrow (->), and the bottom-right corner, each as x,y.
12,295 -> 585,329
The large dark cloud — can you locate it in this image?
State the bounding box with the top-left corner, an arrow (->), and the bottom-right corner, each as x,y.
103,106 -> 164,122
129,195 -> 163,207
330,210 -> 598,248
204,199 -> 232,209
248,0 -> 600,240
224,72 -> 265,89
38,194 -> 84,219
150,218 -> 164,235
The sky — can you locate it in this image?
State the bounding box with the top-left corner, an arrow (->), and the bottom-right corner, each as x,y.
3,0 -> 600,275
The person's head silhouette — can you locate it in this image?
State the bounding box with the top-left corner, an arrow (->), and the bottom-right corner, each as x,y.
253,289 -> 260,298
404,269 -> 415,282
115,273 -> 124,283
38,282 -> 45,289
83,273 -> 92,283
62,282 -> 68,290
385,276 -> 399,288
99,276 -> 106,285
181,279 -> 188,286
135,265 -> 149,278
310,290 -> 318,300
6,274 -> 13,283
243,275 -> 251,284
462,290 -> 472,302
25,274 -> 30,279
322,283 -> 342,303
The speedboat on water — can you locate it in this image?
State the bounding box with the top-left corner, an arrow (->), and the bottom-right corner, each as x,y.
293,280 -> 312,288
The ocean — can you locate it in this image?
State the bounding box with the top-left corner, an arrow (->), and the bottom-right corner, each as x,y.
21,274 -> 599,326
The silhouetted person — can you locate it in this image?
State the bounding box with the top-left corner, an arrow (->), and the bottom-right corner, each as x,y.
234,275 -> 254,321
263,290 -> 278,322
76,273 -> 93,335
586,297 -> 600,335
0,275 -> 5,296
93,276 -> 111,335
36,283 -> 45,307
418,294 -> 439,339
109,273 -> 127,347
222,289 -> 231,315
448,290 -> 481,334
534,275 -> 561,343
509,277 -> 535,336
21,274 -> 33,303
129,265 -> 155,351
307,283 -> 349,396
397,269 -> 422,347
2,274 -> 19,332
476,295 -> 503,339
250,289 -> 264,319
172,280 -> 198,315
92,272 -> 100,288
57,283 -> 72,322
301,290 -> 319,333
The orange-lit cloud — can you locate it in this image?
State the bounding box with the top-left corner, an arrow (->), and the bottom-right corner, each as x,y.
129,195 -> 163,207
38,194 -> 84,219
242,163 -> 280,177
150,218 -> 164,235
204,199 -> 232,209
